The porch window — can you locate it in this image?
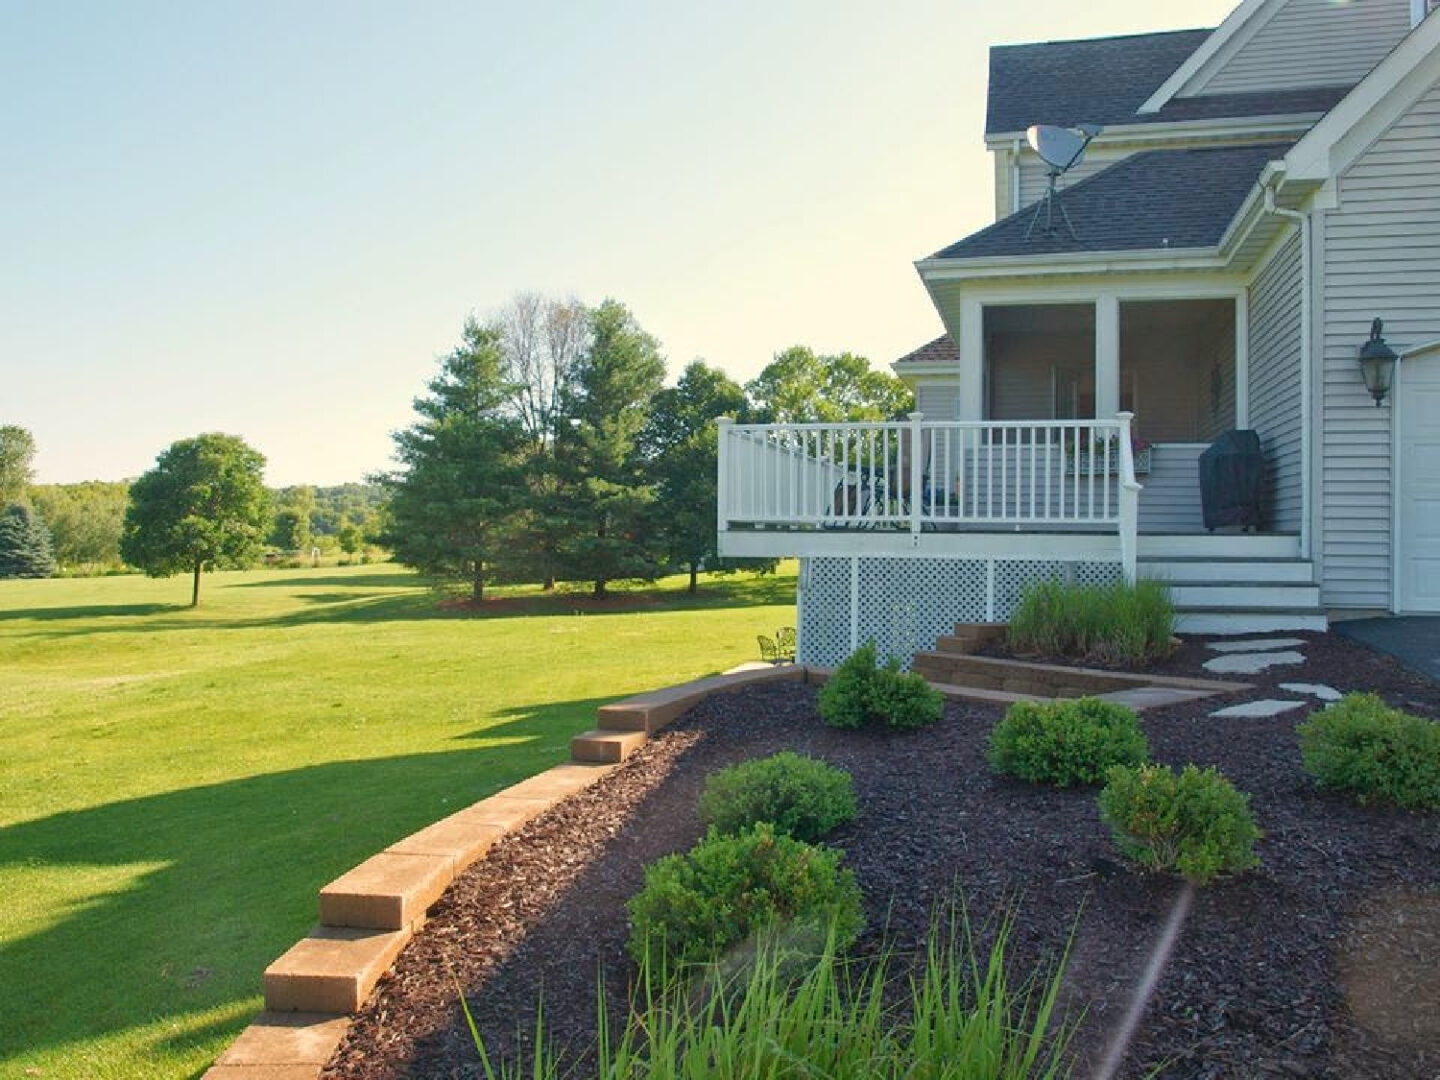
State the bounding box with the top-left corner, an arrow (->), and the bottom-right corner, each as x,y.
1119,300 -> 1236,443
984,304 -> 1095,421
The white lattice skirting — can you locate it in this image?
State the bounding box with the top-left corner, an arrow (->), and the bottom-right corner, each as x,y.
796,555 -> 1122,668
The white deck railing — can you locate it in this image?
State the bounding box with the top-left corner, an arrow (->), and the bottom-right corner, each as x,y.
717,412 -> 1141,580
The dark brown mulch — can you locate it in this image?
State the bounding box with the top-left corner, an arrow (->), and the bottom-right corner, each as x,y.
324,633 -> 1440,1079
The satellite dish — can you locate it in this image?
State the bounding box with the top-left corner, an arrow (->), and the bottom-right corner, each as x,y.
1023,123 -> 1103,242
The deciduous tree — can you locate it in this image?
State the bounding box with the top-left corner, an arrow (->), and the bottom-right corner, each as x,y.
29,482 -> 129,571
0,426 -> 37,504
745,346 -> 913,423
120,434 -> 271,606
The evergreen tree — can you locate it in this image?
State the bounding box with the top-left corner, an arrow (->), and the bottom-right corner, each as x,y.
379,320 -> 527,601
121,434 -> 271,606
642,360 -> 752,592
554,299 -> 667,597
0,503 -> 57,578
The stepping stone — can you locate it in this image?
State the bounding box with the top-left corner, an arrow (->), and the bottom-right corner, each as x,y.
1206,637 -> 1306,654
1210,699 -> 1308,718
1203,650 -> 1306,674
1280,682 -> 1343,702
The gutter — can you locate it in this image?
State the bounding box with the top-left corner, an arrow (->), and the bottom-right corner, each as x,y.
1263,174 -> 1313,561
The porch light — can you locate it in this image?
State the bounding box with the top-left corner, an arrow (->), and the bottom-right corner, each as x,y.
1358,318 -> 1398,406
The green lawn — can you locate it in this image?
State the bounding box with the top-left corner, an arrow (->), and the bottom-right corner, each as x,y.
0,562 -> 796,1079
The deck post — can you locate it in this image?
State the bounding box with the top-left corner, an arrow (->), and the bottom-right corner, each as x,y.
716,417 -> 733,543
908,411 -> 924,542
1115,411 -> 1140,584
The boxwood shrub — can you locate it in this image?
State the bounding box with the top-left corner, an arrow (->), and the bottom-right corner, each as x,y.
818,642 -> 943,731
1098,763 -> 1260,885
698,752 -> 858,843
986,697 -> 1148,787
626,824 -> 863,971
1297,692 -> 1440,810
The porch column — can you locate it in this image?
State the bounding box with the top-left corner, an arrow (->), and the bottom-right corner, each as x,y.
958,297 -> 984,421
1095,294 -> 1120,418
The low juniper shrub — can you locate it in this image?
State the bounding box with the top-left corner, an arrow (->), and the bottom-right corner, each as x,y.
698,752 -> 858,843
1098,763 -> 1261,885
626,823 -> 864,973
986,698 -> 1148,787
1297,692 -> 1440,810
818,642 -> 944,730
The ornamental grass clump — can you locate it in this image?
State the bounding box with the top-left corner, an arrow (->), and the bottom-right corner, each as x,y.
1297,692 -> 1440,810
698,752 -> 858,843
626,823 -> 863,973
464,905 -> 1079,1080
818,642 -> 944,730
1098,763 -> 1261,885
987,698 -> 1148,787
1007,579 -> 1174,664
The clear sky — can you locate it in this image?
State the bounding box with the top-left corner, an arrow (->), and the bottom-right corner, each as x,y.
2,0 -> 1235,487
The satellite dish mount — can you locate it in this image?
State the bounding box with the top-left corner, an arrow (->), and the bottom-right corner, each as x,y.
1023,123 -> 1102,242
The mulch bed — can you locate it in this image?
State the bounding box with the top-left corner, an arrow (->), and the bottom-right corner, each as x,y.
324,631 -> 1440,1079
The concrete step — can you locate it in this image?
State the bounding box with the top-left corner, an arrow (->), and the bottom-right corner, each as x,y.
1140,557 -> 1315,584
1168,583 -> 1322,609
1138,534 -> 1300,559
1175,609 -> 1328,634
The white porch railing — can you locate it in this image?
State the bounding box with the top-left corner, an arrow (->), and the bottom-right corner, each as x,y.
717,412 -> 1142,581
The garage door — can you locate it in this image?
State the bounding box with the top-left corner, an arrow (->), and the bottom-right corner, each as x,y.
1398,352 -> 1440,612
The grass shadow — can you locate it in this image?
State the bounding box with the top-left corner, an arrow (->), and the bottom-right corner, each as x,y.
0,601 -> 181,622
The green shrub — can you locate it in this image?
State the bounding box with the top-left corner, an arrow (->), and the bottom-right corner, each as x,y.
987,698 -> 1148,787
1098,763 -> 1260,885
1007,578 -> 1174,664
626,824 -> 864,971
818,642 -> 944,730
1297,693 -> 1440,810
698,752 -> 858,843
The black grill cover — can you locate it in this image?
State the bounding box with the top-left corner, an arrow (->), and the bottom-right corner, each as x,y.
1199,430 -> 1264,531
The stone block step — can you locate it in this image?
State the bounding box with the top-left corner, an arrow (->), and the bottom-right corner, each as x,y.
597,665 -> 804,732
264,927 -> 411,1014
926,681 -> 1047,706
205,1012 -> 351,1077
319,852 -> 452,931
571,728 -> 647,763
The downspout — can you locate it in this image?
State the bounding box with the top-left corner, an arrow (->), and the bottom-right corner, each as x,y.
1011,138 -> 1022,214
1263,182 -> 1313,561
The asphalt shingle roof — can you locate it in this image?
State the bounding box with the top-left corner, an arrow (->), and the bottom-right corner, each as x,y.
986,30 -> 1212,134
929,142 -> 1291,260
985,32 -> 1348,134
894,335 -> 959,369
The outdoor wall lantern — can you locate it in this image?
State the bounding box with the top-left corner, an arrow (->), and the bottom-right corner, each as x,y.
1359,317 -> 1398,406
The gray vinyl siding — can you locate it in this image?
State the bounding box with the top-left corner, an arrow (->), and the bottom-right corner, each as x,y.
1198,0 -> 1411,95
1319,77 -> 1440,608
916,381 -> 959,422
1016,150 -> 1122,210
1247,230 -> 1305,532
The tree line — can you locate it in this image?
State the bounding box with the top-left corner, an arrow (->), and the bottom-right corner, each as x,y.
379,294 -> 912,600
0,294 -> 910,602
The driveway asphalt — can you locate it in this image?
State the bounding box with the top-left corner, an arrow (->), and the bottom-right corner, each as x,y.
1334,616 -> 1440,684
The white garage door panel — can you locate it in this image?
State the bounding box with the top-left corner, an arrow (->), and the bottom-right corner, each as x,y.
1399,358 -> 1440,611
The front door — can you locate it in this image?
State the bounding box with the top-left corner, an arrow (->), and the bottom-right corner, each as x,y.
1398,352 -> 1440,611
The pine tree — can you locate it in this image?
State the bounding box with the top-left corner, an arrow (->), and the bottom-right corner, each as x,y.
553,300 -> 667,597
0,503 -> 58,578
379,320 -> 527,602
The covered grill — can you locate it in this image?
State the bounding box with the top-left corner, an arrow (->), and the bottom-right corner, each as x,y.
1199,429 -> 1265,531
